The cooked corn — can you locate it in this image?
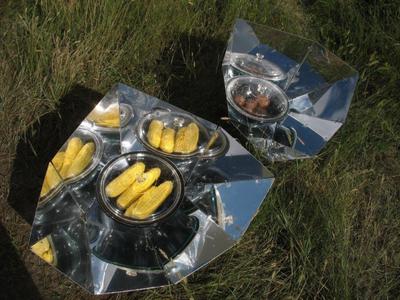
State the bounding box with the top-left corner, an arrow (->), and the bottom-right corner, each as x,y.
46,163 -> 63,190
105,162 -> 145,197
60,137 -> 83,178
31,237 -> 54,264
65,142 -> 95,178
39,180 -> 50,198
147,120 -> 164,148
160,128 -> 176,153
127,181 -> 173,219
174,122 -> 199,153
173,127 -> 186,153
117,168 -> 161,209
51,151 -> 65,172
88,105 -> 120,128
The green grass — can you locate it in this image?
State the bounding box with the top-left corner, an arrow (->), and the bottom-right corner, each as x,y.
0,0 -> 399,299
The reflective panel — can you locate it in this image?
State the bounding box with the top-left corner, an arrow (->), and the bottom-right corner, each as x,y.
30,83 -> 274,294
223,19 -> 359,161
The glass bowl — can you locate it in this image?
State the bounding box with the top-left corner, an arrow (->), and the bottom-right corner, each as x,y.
96,152 -> 184,226
136,110 -> 228,159
38,127 -> 103,206
226,76 -> 289,123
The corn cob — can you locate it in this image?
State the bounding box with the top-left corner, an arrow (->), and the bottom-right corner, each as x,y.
174,122 -> 199,153
117,168 -> 161,209
124,186 -> 156,217
31,237 -> 54,264
160,128 -> 176,153
126,181 -> 173,219
51,151 -> 65,172
42,251 -> 54,264
173,127 -> 186,153
65,142 -> 95,178
95,118 -> 120,128
88,105 -> 120,127
46,162 -> 63,190
147,120 -> 164,148
105,162 -> 145,197
40,180 -> 50,198
39,151 -> 65,198
60,137 -> 83,178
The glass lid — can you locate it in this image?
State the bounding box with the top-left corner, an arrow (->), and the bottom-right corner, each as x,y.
231,52 -> 287,81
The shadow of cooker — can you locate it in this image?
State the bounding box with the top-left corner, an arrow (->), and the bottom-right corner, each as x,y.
0,222 -> 41,299
156,33 -> 248,144
7,85 -> 103,224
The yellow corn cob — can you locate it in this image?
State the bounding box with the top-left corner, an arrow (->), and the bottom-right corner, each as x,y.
174,127 -> 186,153
40,151 -> 65,197
60,137 -> 83,178
88,104 -> 120,128
65,142 -> 95,178
147,120 -> 164,148
160,128 -> 176,153
51,151 -> 65,172
174,122 -> 199,153
42,250 -> 54,264
105,162 -> 145,197
40,180 -> 50,198
117,168 -> 161,209
95,118 -> 120,128
46,163 -> 63,190
31,237 -> 54,264
31,237 -> 50,255
127,181 -> 174,219
124,186 -> 156,217
184,122 -> 199,153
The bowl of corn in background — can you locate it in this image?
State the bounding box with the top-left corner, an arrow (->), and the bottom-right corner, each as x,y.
97,152 -> 184,226
137,109 -> 216,159
86,103 -> 133,132
38,127 -> 104,205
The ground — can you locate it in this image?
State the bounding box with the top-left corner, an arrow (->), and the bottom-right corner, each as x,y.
0,1 -> 399,299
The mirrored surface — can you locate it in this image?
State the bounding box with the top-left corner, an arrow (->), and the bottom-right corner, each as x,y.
30,83 -> 274,294
223,19 -> 359,161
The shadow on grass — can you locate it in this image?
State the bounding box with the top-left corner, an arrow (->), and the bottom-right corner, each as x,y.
156,33 -> 227,125
0,222 -> 41,299
7,85 -> 103,224
156,33 -> 244,138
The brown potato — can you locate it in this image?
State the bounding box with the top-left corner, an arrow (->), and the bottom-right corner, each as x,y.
234,95 -> 246,107
244,100 -> 258,113
256,95 -> 271,109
